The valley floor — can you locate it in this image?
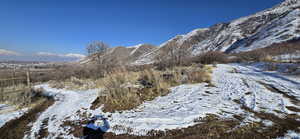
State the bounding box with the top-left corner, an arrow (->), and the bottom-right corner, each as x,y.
0,63 -> 299,139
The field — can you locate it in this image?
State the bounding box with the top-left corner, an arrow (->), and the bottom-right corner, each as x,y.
0,62 -> 299,138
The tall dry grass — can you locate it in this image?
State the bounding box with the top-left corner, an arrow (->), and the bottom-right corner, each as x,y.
94,65 -> 213,112
0,86 -> 47,109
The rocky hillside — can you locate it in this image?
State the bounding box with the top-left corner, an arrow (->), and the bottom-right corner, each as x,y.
135,0 -> 300,65
80,44 -> 155,65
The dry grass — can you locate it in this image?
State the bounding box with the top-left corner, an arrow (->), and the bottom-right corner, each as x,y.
94,69 -> 169,112
0,86 -> 47,109
92,65 -> 213,112
48,77 -> 97,90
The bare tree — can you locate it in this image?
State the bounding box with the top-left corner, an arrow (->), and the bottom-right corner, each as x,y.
176,45 -> 189,66
163,42 -> 189,67
86,41 -> 109,56
86,40 -> 110,65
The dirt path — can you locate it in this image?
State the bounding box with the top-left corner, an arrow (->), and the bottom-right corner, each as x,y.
0,98 -> 54,139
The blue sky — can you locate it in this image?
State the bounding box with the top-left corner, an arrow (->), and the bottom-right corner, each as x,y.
0,0 -> 283,56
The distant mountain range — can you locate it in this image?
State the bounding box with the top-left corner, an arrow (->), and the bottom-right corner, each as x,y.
0,49 -> 85,62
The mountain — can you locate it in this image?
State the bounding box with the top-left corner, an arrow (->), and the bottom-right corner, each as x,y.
134,0 -> 300,65
80,44 -> 156,65
0,49 -> 85,62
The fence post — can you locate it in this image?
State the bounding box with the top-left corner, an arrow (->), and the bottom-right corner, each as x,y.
27,68 -> 31,88
0,81 -> 3,93
12,66 -> 16,88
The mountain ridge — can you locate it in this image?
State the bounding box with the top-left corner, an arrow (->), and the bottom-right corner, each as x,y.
81,0 -> 300,65
134,0 -> 300,65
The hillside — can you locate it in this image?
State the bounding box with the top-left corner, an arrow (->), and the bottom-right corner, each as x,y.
80,44 -> 156,65
135,0 -> 300,65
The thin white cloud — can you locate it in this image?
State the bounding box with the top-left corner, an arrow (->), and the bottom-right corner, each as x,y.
0,49 -> 21,56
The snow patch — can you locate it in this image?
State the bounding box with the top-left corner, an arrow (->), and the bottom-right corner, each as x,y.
129,44 -> 143,55
0,104 -> 28,128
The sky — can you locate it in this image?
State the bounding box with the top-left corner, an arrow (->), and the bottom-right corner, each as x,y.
0,0 -> 284,61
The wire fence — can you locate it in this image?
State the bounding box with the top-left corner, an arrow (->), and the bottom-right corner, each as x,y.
0,68 -> 31,94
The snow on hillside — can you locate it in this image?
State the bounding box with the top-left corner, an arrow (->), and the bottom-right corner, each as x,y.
230,0 -> 300,26
0,104 -> 28,128
18,63 -> 300,138
133,47 -> 160,65
134,0 -> 300,64
128,44 -> 143,55
232,9 -> 300,52
128,44 -> 143,49
176,28 -> 209,46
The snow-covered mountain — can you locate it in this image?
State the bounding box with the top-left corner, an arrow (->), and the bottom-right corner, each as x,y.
135,0 -> 300,65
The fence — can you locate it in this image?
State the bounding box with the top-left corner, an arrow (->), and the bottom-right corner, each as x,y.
0,68 -> 32,94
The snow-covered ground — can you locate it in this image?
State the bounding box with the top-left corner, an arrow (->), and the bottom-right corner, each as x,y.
24,86 -> 99,139
106,63 -> 300,135
1,63 -> 297,138
0,104 -> 28,128
277,130 -> 300,139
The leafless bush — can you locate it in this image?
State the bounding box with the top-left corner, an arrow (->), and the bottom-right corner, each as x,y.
154,55 -> 194,71
264,63 -> 278,71
50,64 -> 107,81
285,65 -> 300,74
234,38 -> 300,63
86,40 -> 109,56
234,50 -> 272,62
193,51 -> 229,64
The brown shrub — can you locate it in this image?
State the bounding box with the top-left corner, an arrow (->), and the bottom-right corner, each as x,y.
234,38 -> 300,63
194,51 -> 229,64
234,50 -> 268,62
187,70 -> 211,83
97,69 -> 169,112
94,66 -> 213,112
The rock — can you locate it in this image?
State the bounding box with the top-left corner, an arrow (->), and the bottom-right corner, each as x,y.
137,79 -> 153,88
